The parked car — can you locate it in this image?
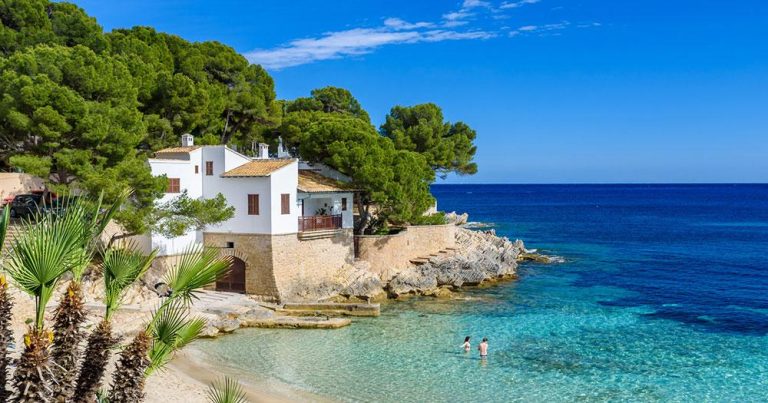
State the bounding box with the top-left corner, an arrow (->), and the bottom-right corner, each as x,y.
8,194 -> 43,218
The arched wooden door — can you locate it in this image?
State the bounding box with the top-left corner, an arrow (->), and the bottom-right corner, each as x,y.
216,257 -> 246,293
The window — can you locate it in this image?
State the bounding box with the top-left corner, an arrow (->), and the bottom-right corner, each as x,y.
167,178 -> 181,193
194,165 -> 199,174
247,194 -> 259,215
281,194 -> 290,215
225,241 -> 235,248
341,197 -> 348,211
205,161 -> 213,176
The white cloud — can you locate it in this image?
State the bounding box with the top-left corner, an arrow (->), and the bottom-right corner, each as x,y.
508,21 -> 570,37
246,23 -> 494,69
384,18 -> 434,30
462,0 -> 492,9
500,0 -> 541,9
245,2 -> 592,70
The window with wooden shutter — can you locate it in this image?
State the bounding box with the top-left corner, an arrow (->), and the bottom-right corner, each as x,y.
194,165 -> 199,174
247,194 -> 259,215
281,194 -> 290,215
341,197 -> 348,211
205,161 -> 213,175
167,178 -> 180,193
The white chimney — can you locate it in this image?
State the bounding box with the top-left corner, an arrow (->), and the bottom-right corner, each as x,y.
181,133 -> 194,147
257,143 -> 269,159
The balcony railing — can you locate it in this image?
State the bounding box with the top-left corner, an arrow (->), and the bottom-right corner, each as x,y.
299,214 -> 342,232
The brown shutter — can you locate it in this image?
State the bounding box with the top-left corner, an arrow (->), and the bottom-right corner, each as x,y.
167,178 -> 180,193
205,161 -> 213,175
195,165 -> 199,174
248,194 -> 259,215
281,194 -> 290,215
342,197 -> 348,211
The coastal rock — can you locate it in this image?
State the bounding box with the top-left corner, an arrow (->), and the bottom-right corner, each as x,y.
445,211 -> 469,225
210,317 -> 241,333
385,228 -> 538,297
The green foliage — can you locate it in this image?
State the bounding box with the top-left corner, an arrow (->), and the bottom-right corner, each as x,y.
0,206 -> 9,251
4,206 -> 86,329
410,212 -> 447,226
297,113 -> 435,233
102,245 -> 157,320
163,245 -> 232,304
151,191 -> 235,238
207,377 -> 248,403
381,103 -> 478,177
147,301 -> 205,375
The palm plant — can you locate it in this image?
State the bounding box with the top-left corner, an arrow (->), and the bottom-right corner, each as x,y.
50,193 -> 123,401
0,206 -> 13,401
5,204 -> 89,402
109,245 -> 231,402
206,377 -> 249,403
74,244 -> 157,401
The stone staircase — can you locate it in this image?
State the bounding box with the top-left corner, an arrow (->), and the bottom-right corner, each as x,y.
409,247 -> 457,266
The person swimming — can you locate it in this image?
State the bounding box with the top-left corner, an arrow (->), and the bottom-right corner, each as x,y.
478,337 -> 488,358
461,336 -> 471,352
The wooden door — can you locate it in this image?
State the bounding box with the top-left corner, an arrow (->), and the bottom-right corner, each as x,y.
216,257 -> 246,293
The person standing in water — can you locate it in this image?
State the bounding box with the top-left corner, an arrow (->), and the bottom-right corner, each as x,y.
461,336 -> 471,352
478,337 -> 489,358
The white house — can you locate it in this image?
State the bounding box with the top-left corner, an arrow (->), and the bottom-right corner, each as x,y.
148,134 -> 356,299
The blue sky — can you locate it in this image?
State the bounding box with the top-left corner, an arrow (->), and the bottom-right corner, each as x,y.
70,0 -> 768,183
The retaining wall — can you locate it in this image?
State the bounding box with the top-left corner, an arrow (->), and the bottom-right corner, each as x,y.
355,224 -> 457,280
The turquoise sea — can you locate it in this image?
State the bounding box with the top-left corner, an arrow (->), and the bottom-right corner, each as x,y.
195,184 -> 768,402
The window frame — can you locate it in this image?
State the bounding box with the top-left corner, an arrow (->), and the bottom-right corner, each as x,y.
167,178 -> 181,193
280,193 -> 290,215
247,194 -> 260,215
205,161 -> 213,176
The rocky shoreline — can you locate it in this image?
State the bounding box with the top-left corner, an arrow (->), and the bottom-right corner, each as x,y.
331,226 -> 551,302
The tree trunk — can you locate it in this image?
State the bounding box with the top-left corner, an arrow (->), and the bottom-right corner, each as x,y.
0,279 -> 13,401
107,232 -> 139,250
50,282 -> 87,402
74,320 -> 115,402
12,327 -> 53,402
108,332 -> 151,403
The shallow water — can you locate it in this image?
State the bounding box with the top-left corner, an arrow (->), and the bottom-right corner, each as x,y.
195,184 -> 768,402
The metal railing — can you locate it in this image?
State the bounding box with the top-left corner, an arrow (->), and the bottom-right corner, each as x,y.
298,214 -> 342,232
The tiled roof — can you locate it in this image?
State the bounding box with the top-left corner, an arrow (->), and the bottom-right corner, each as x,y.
155,146 -> 202,154
298,170 -> 354,193
221,159 -> 296,177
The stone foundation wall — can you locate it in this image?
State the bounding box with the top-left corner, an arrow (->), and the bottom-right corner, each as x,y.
272,229 -> 354,300
204,230 -> 354,302
355,224 -> 457,280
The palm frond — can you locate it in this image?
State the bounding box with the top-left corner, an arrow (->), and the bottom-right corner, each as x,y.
146,301 -> 205,375
5,209 -> 87,329
206,377 -> 249,403
68,190 -> 128,280
163,245 -> 232,303
0,206 -> 9,252
103,244 -> 157,319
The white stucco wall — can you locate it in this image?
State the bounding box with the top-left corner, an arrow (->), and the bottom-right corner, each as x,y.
148,149 -> 203,256
268,163 -> 299,234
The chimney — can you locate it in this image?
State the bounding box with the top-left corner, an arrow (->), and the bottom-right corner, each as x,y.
181,133 -> 194,147
257,143 -> 269,159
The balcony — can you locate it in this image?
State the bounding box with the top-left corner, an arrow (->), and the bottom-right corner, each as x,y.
298,214 -> 342,232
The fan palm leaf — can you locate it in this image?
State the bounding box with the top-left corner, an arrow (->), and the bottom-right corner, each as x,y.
103,245 -> 158,320
5,210 -> 85,329
206,377 -> 249,403
147,300 -> 205,375
163,245 -> 232,304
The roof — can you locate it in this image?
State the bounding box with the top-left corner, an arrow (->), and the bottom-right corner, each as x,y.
221,159 -> 296,177
298,170 -> 354,193
154,146 -> 202,155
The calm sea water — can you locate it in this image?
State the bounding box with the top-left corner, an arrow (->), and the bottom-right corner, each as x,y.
195,184 -> 768,402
